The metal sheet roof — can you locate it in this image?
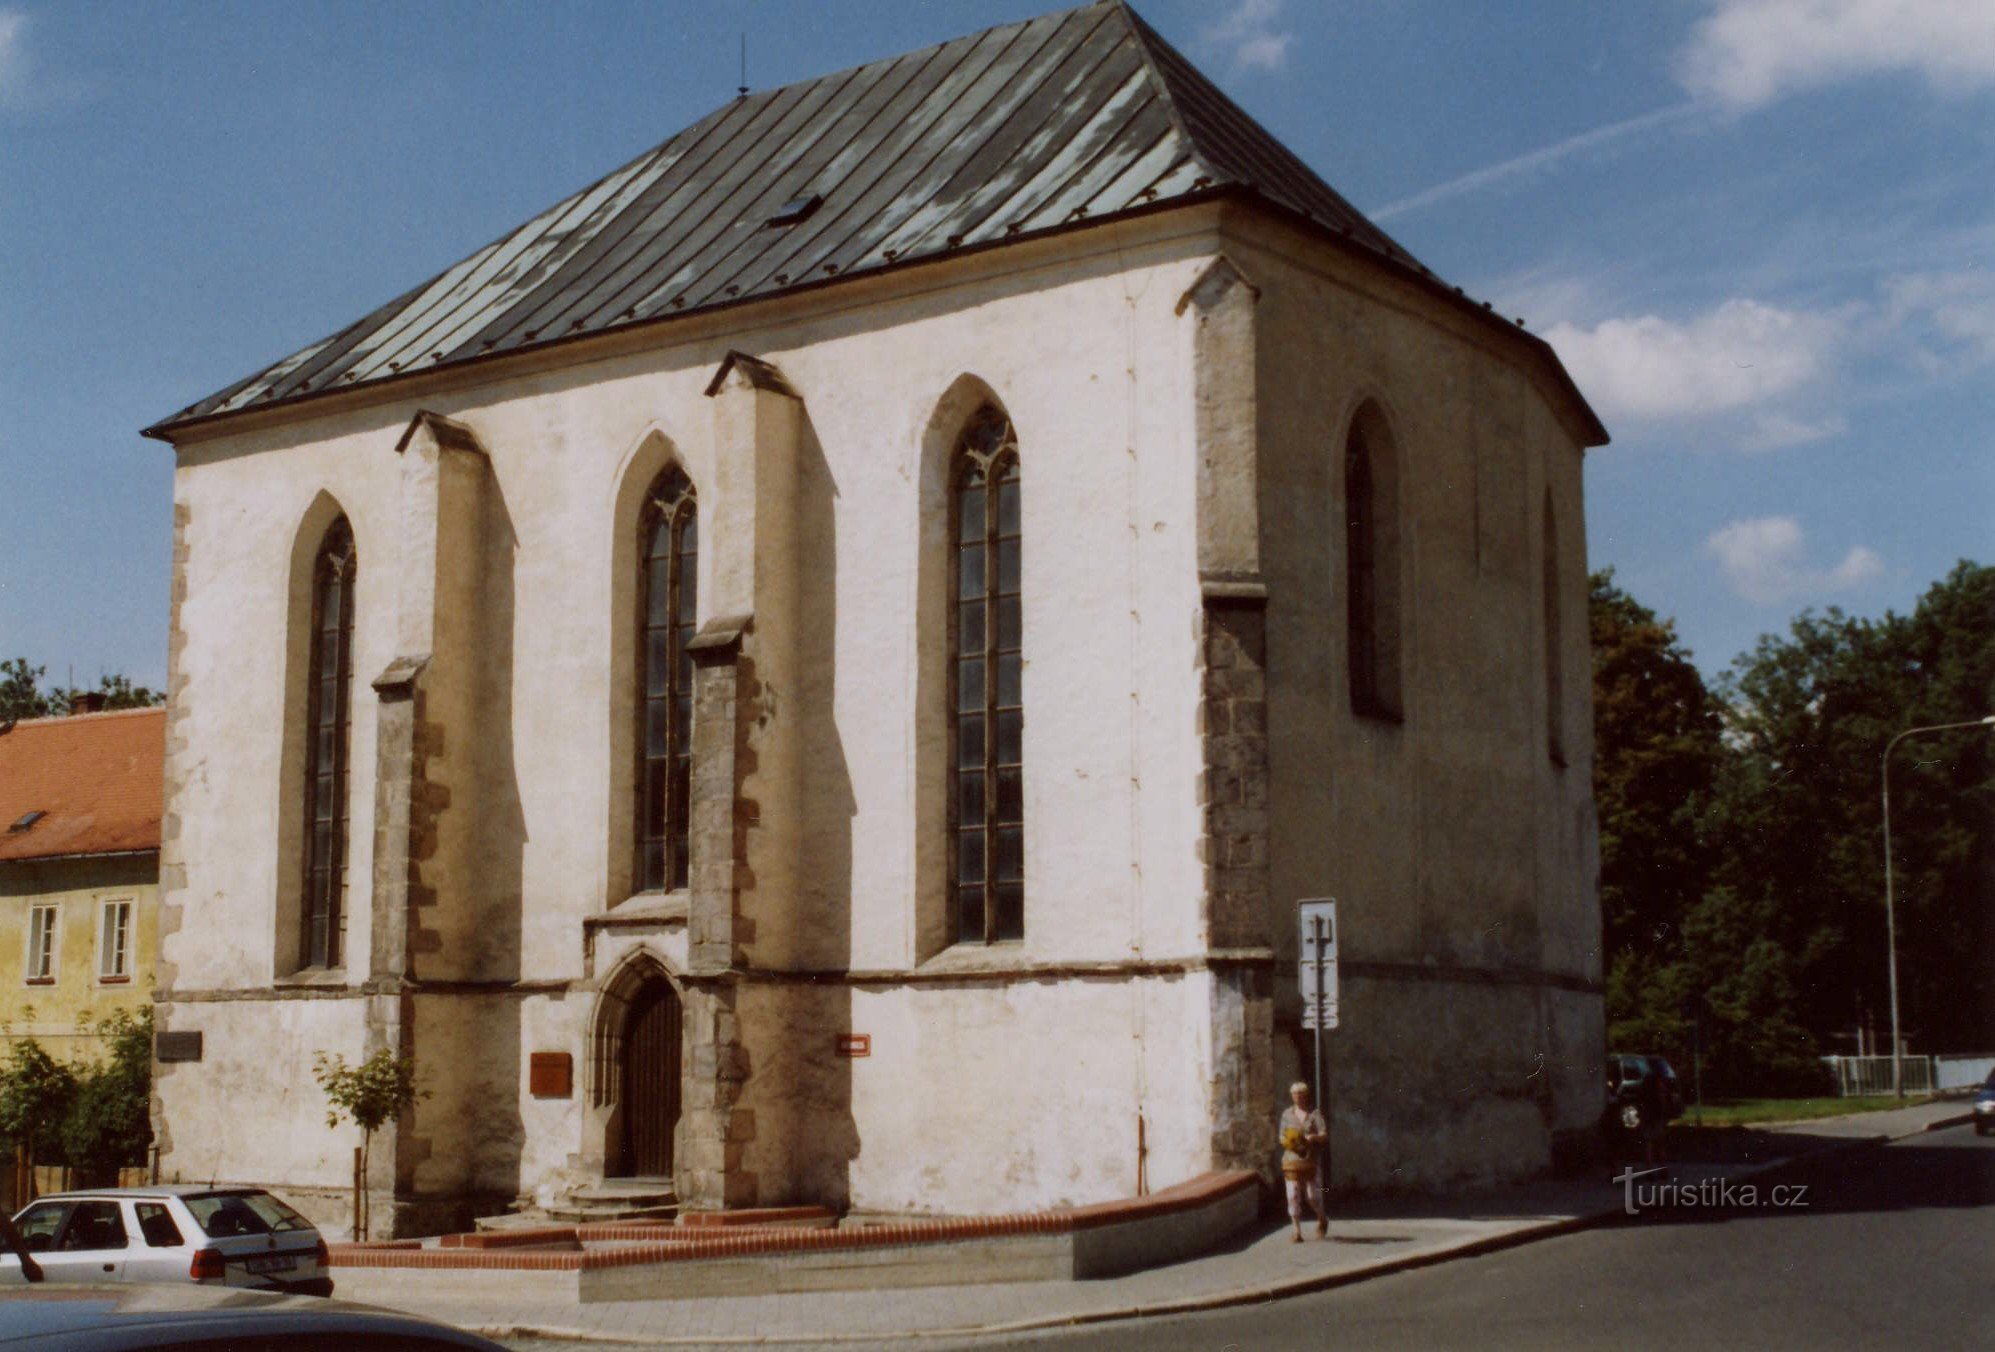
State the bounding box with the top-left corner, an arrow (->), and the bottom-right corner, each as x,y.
147,1 -> 1466,438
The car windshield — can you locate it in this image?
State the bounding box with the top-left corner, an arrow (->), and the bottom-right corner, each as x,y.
185,1191 -> 313,1236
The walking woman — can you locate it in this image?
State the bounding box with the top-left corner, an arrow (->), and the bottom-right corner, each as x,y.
1279,1080 -> 1329,1241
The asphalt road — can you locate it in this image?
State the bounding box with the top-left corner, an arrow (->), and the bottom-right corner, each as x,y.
506,1125 -> 1991,1352
935,1124 -> 1993,1352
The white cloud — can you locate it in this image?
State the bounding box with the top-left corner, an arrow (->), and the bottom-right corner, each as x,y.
1200,0 -> 1293,74
0,6 -> 91,111
1884,268 -> 1995,367
1705,516 -> 1883,604
0,9 -> 28,105
1542,298 -> 1842,427
1679,0 -> 1995,109
1740,411 -> 1848,450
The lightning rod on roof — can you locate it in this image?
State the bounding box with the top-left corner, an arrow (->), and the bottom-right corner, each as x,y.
738,34 -> 748,100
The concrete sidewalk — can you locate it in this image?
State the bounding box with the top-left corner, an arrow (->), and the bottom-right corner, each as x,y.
345,1098 -> 1968,1346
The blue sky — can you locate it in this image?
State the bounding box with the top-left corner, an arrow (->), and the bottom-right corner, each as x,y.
2,0 -> 1989,691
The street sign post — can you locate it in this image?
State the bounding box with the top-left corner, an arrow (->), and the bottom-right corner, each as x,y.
1298,899 -> 1338,1141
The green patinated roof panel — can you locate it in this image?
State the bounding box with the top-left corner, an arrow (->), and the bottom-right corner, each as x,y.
149,1 -> 1443,436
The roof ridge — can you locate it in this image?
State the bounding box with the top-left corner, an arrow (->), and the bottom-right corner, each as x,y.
1108,0 -> 1205,178
142,1 -> 1604,444
2,705 -> 167,729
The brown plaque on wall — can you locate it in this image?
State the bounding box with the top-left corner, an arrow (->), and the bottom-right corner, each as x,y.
529,1051 -> 573,1098
156,1030 -> 203,1063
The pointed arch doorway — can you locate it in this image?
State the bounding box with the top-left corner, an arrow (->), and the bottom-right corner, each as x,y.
598,959 -> 683,1179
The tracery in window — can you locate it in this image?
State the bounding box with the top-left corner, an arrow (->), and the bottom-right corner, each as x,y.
637,467 -> 697,892
1544,489 -> 1565,763
302,516 -> 355,969
950,407 -> 1023,944
1344,407 -> 1403,720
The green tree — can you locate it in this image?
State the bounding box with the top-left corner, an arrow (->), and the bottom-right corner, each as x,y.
1591,570 -> 1723,959
0,659 -> 163,720
58,673 -> 166,713
313,1049 -> 426,1238
0,658 -> 51,720
1713,561 -> 1994,1058
0,1037 -> 80,1169
1590,571 -> 1722,1059
60,1009 -> 154,1184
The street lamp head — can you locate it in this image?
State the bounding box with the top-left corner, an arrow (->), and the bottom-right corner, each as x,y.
1982,715 -> 1995,726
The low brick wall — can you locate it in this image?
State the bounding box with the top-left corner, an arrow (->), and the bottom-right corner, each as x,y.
328,1170 -> 1259,1303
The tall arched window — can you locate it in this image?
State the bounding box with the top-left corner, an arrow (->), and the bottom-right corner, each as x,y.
1543,489 -> 1564,763
1344,407 -> 1403,720
637,467 -> 697,892
302,517 -> 356,969
951,407 -> 1023,944
1345,437 -> 1380,715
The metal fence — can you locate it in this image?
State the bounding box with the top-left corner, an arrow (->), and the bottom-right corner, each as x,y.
1935,1055 -> 1995,1092
1819,1054 -> 1938,1097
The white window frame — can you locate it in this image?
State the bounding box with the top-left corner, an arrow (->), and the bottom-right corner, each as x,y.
98,898 -> 133,982
25,903 -> 58,983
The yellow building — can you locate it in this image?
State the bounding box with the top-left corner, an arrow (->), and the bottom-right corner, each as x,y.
0,705 -> 164,1065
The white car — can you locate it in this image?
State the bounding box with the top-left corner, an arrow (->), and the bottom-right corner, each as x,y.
1,1186 -> 332,1296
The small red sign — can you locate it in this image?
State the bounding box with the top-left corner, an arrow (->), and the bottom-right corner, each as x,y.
834,1033 -> 871,1058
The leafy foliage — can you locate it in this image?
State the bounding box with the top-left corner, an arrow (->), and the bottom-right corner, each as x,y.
1594,561 -> 1994,1092
313,1049 -> 426,1136
314,1048 -> 426,1239
0,1037 -> 80,1164
60,1009 -> 155,1179
1711,561 -> 1993,1056
0,657 -> 164,719
1590,570 -> 1722,967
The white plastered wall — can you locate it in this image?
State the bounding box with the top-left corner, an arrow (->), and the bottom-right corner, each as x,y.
157,221 -> 1230,1215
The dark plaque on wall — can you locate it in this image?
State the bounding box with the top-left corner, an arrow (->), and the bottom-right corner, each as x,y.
529,1051 -> 573,1098
155,1030 -> 203,1063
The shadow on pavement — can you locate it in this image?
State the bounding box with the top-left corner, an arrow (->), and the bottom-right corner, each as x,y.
1607,1130 -> 1993,1228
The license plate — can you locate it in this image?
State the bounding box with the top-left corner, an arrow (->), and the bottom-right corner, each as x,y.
245,1255 -> 297,1275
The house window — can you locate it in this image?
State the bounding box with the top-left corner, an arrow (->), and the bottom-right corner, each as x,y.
950,407 -> 1024,944
1344,409 -> 1402,720
636,467 -> 697,892
302,516 -> 356,969
99,899 -> 132,981
25,904 -> 57,983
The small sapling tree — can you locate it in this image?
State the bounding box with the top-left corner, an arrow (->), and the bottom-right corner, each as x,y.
312,1049 -> 425,1239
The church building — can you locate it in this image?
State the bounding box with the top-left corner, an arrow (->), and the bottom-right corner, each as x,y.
146,1 -> 1608,1237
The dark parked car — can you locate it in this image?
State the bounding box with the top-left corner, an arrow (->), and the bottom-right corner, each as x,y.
1974,1069 -> 1995,1136
1605,1053 -> 1685,1132
0,1284 -> 508,1350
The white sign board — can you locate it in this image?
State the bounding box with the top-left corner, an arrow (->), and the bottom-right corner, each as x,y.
1299,898 -> 1338,1030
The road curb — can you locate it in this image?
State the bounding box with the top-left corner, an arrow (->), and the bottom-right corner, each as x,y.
470,1114 -> 1968,1345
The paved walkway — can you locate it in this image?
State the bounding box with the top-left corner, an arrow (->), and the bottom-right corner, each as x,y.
340,1099 -> 1969,1346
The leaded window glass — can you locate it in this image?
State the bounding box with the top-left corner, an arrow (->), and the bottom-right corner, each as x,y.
302,516 -> 355,969
1345,436 -> 1381,717
637,467 -> 697,892
951,408 -> 1023,944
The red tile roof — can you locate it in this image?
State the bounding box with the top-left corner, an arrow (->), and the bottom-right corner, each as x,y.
0,707 -> 165,862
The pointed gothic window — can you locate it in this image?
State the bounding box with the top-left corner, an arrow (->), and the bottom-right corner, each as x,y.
637,467 -> 697,892
951,407 -> 1024,944
1544,489 -> 1565,763
1344,409 -> 1402,720
301,517 -> 355,969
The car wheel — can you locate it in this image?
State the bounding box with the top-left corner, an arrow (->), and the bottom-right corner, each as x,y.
1977,1121 -> 1990,1136
1620,1103 -> 1644,1132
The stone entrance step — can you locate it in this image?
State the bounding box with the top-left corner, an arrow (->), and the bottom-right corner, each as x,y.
475,1179 -> 679,1231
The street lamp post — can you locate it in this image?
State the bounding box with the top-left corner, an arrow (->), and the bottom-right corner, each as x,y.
1881,714 -> 1995,1097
